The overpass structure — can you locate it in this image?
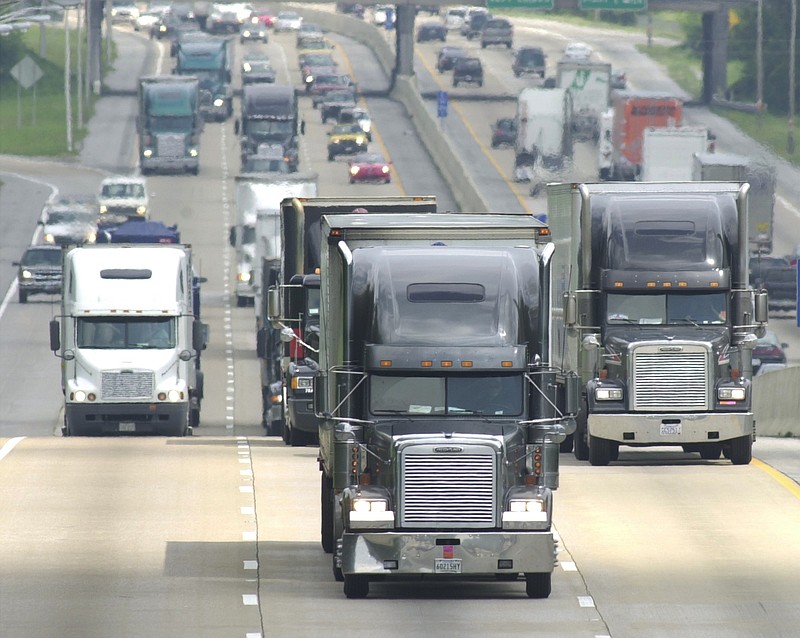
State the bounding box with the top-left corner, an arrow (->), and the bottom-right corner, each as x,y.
325,0 -> 757,105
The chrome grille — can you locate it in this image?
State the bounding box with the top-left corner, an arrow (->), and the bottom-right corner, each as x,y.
102,371 -> 154,400
401,449 -> 496,528
632,345 -> 709,411
155,133 -> 185,158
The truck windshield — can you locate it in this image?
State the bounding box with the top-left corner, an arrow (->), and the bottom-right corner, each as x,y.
606,292 -> 727,325
370,374 -> 523,416
247,120 -> 294,136
148,115 -> 194,133
77,317 -> 176,349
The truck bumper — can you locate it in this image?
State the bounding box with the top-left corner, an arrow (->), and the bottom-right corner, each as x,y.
141,157 -> 199,174
340,530 -> 555,575
65,402 -> 189,436
287,394 -> 316,433
588,411 -> 753,444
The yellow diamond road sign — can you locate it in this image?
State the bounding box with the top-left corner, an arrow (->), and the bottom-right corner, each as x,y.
10,55 -> 44,90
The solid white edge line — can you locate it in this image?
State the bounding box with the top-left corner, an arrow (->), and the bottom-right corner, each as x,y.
0,437 -> 26,462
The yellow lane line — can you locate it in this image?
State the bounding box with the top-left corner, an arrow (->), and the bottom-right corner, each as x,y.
753,458 -> 800,501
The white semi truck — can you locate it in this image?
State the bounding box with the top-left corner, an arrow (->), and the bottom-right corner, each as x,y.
50,244 -> 207,436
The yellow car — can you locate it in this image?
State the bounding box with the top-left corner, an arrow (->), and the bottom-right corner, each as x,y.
327,124 -> 368,161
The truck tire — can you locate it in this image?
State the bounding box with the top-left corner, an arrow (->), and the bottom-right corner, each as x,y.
560,434 -> 574,453
728,435 -> 753,465
321,473 -> 334,553
524,572 -> 551,598
18,290 -> 28,303
588,435 -> 612,466
343,574 -> 369,599
190,406 -> 200,428
699,443 -> 722,460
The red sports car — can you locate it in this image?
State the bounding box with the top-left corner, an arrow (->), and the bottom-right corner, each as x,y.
252,6 -> 277,27
349,152 -> 391,184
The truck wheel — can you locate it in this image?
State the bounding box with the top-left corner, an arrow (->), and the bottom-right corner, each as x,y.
559,434 -> 574,453
189,406 -> 200,428
573,407 -> 589,461
18,290 -> 28,303
333,557 -> 344,582
699,443 -> 722,460
343,574 -> 369,599
728,435 -> 753,465
588,435 -> 612,466
191,166 -> 199,176
524,572 -> 551,598
321,474 -> 334,553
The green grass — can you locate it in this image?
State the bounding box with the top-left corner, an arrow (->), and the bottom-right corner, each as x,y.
0,25 -> 99,156
635,43 -> 703,99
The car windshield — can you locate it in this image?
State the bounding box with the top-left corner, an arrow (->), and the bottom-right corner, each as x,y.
370,373 -> 523,416
244,60 -> 271,72
23,248 -> 61,266
606,292 -> 728,325
46,210 -> 95,224
353,153 -> 385,163
101,183 -> 145,198
332,124 -> 359,134
77,317 -> 176,349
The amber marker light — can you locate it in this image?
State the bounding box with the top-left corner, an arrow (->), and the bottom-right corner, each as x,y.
709,281 -> 719,287
662,282 -> 672,287
614,281 -> 624,287
380,360 -> 392,367
501,360 -> 513,368
420,360 -> 433,368
441,361 -> 453,368
678,281 -> 688,287
460,361 -> 473,368
646,282 -> 656,287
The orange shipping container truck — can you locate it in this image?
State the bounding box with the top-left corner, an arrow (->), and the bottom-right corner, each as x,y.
610,91 -> 683,180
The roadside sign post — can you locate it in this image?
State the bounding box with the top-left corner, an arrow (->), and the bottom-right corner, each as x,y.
437,90 -> 448,129
9,55 -> 44,127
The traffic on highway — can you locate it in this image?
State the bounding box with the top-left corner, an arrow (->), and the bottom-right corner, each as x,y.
1,3 -> 800,636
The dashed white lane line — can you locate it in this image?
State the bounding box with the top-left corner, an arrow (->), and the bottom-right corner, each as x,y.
244,560 -> 258,570
242,594 -> 259,606
561,561 -> 578,572
578,595 -> 596,608
0,437 -> 25,462
240,485 -> 254,494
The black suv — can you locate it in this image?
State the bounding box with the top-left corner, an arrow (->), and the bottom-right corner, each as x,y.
13,245 -> 63,303
452,57 -> 483,87
512,46 -> 546,78
751,256 -> 797,313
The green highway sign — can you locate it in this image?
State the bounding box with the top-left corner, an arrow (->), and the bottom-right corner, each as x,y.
487,0 -> 554,9
580,0 -> 647,10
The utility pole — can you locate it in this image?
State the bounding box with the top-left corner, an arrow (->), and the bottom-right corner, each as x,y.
789,0 -> 797,154
756,0 -> 764,127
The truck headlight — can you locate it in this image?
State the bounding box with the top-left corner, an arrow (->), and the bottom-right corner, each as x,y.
352,498 -> 388,513
74,390 -> 87,402
167,389 -> 182,402
237,270 -> 251,283
86,231 -> 97,244
291,376 -> 313,390
44,233 -> 55,243
213,98 -> 224,107
143,149 -> 153,158
99,204 -> 108,214
595,387 -> 623,401
189,148 -> 198,157
509,498 -> 545,513
136,205 -> 147,215
718,387 -> 746,401
243,62 -> 252,72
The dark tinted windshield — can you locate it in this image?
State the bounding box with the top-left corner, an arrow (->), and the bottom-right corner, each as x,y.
77,317 -> 176,349
23,248 -> 61,266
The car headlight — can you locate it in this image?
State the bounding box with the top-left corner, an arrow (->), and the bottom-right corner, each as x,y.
213,98 -> 224,107
718,387 -> 746,401
21,269 -> 33,279
242,30 -> 251,36
237,271 -> 251,283
44,233 -> 55,243
86,231 -> 97,243
143,149 -> 153,158
355,136 -> 365,145
189,148 -> 198,157
159,24 -> 166,32
243,62 -> 252,72
305,75 -> 313,83
381,165 -> 389,174
350,166 -> 360,176
595,387 -> 623,401
99,204 -> 108,214
136,205 -> 147,215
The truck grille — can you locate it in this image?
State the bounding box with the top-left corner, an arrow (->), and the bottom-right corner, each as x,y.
155,133 -> 185,158
102,371 -> 154,400
400,448 -> 496,528
632,345 -> 709,411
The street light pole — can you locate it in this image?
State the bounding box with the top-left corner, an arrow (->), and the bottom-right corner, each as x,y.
756,0 -> 764,127
76,0 -> 83,128
64,5 -> 73,152
789,0 -> 797,154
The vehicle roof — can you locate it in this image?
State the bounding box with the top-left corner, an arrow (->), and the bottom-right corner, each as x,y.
100,175 -> 146,186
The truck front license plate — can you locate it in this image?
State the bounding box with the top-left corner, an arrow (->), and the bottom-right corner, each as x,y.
660,423 -> 681,436
434,559 -> 462,574
119,422 -> 136,433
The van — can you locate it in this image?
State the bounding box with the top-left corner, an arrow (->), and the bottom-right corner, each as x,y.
512,46 -> 546,78
481,17 -> 513,49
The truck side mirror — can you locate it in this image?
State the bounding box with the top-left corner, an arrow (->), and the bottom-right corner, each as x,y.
564,292 -> 577,327
313,374 -> 326,417
754,290 -> 768,324
49,319 -> 60,352
193,320 -> 209,352
234,119 -> 240,135
256,327 -> 267,358
267,287 -> 281,328
229,226 -> 236,247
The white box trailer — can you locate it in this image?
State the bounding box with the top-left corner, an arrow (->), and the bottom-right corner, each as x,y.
51,244 -> 207,436
514,87 -> 573,176
641,126 -> 708,181
556,60 -> 611,142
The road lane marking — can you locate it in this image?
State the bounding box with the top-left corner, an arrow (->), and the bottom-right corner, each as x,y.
242,594 -> 259,605
753,458 -> 800,500
578,595 -> 596,608
0,437 -> 26,462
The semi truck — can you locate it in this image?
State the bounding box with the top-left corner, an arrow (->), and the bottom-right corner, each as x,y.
237,84 -> 301,172
640,126 -> 709,182
609,91 -> 683,180
693,152 -> 776,254
514,87 -> 573,181
50,244 -> 208,435
547,182 -> 769,466
556,59 -> 611,142
243,173 -> 319,435
175,38 -> 233,121
137,75 -> 202,175
307,212 -> 578,599
268,196 -> 438,447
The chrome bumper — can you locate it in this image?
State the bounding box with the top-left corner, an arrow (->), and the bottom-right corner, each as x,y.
589,412 -> 754,443
340,530 -> 555,575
